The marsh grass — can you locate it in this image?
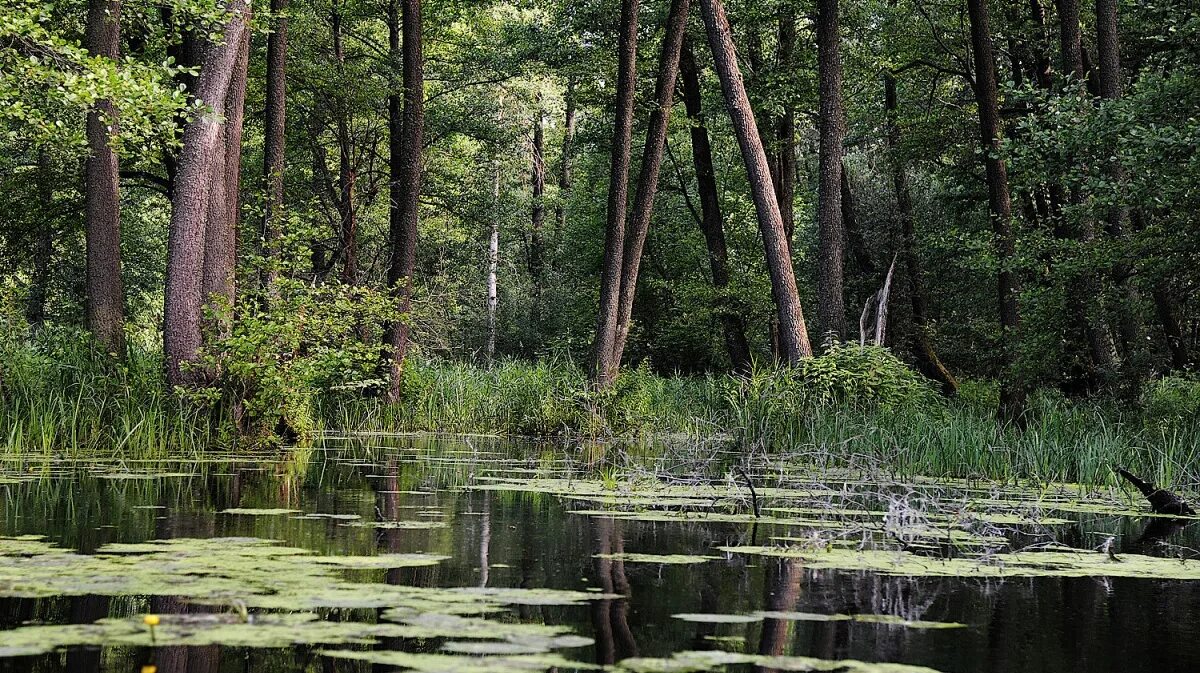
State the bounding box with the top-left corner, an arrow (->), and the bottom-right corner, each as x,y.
3,331 -> 1199,488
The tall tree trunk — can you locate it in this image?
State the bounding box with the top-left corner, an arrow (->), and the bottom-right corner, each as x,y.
486,158 -> 500,366
331,1 -> 357,285
529,102 -> 546,279
261,0 -> 288,300
967,0 -> 1026,422
1152,285 -> 1190,371
680,41 -> 753,375
163,0 -> 249,386
85,0 -> 125,354
775,9 -> 797,242
27,149 -> 54,330
591,0 -> 640,387
698,0 -> 812,362
383,0 -> 424,402
885,72 -> 957,395
1095,0 -> 1142,366
840,164 -> 874,275
201,28 -> 248,340
610,0 -> 690,366
816,0 -> 846,342
555,78 -> 576,232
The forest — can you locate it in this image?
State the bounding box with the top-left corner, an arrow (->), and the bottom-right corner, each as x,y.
1,0 -> 1200,479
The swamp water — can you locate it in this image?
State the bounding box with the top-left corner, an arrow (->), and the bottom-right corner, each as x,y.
1,435 -> 1199,673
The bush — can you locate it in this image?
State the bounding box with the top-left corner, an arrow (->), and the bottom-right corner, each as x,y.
1141,375 -> 1200,428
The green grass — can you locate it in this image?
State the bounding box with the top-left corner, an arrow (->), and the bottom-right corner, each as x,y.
3,329 -> 1199,489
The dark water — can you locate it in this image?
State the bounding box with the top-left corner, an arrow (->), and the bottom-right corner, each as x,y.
1,435 -> 1199,673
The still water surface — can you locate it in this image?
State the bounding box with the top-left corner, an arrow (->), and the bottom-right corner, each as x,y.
1,435 -> 1197,673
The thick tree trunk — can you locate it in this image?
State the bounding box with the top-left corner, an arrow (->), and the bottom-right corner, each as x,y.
699,0 -> 812,362
27,149 -> 54,330
774,9 -> 797,242
609,0 -> 690,367
1095,0 -> 1142,365
885,73 -> 957,396
816,0 -> 847,342
556,78 -> 576,232
680,41 -> 753,375
967,0 -> 1026,423
591,0 -> 640,387
261,0 -> 288,300
163,0 -> 249,386
201,28 -> 248,340
85,0 -> 125,354
383,0 -> 424,402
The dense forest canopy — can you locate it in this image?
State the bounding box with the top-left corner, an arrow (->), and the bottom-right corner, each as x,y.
2,0 -> 1198,430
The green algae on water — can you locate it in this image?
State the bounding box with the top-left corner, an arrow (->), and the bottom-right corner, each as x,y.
615,650 -> 944,673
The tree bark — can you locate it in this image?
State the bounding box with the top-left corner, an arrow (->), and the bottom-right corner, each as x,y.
261,0 -> 288,300
591,0 -> 640,387
610,0 -> 690,366
331,1 -> 358,285
699,0 -> 812,362
840,164 -> 875,275
383,0 -> 424,402
529,102 -> 546,279
816,0 -> 847,342
885,73 -> 957,396
85,0 -> 125,354
774,9 -> 797,242
1152,285 -> 1190,371
486,158 -> 500,365
556,78 -> 576,232
679,41 -> 753,375
967,0 -> 1026,422
163,0 -> 249,386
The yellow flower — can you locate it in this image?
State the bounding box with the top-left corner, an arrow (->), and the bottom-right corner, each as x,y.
141,667 -> 158,673
143,614 -> 161,627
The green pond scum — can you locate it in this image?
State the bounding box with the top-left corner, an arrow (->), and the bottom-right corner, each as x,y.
0,436 -> 1198,672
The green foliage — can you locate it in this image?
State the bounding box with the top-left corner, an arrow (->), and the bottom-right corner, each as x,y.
1140,375 -> 1200,428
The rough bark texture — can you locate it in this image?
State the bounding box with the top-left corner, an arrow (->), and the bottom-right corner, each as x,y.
529,103 -> 546,279
261,0 -> 288,299
774,9 -> 797,242
699,0 -> 812,362
967,0 -> 1026,423
555,78 -> 576,232
383,0 -> 424,402
816,0 -> 847,342
680,41 -> 753,375
591,0 -> 640,387
163,0 -> 249,386
85,0 -> 125,354
609,0 -> 690,366
885,73 -> 957,396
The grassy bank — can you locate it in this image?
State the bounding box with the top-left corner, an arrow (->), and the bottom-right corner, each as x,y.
3,329 -> 1199,487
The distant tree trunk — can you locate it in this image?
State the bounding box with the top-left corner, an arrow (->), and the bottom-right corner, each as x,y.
261,0 -> 288,300
967,0 -> 1026,423
486,158 -> 500,365
591,0 -> 640,387
884,73 -> 957,396
27,149 -> 54,330
610,0 -> 690,366
556,78 -> 576,232
698,0 -> 812,362
1095,0 -> 1142,364
163,0 -> 249,386
529,102 -> 546,279
840,164 -> 874,275
680,41 -> 753,375
201,29 -> 249,340
383,0 -> 424,402
816,0 -> 846,343
84,0 -> 125,354
774,9 -> 796,242
331,1 -> 357,285
1152,285 -> 1190,371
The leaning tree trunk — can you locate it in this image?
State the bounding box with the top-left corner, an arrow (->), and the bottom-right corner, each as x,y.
260,0 -> 288,301
610,0 -> 690,367
163,0 -> 249,386
383,0 -> 424,402
884,72 -> 957,396
816,0 -> 846,343
967,0 -> 1026,423
591,0 -> 640,387
85,0 -> 126,355
680,40 -> 753,374
699,0 -> 812,362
